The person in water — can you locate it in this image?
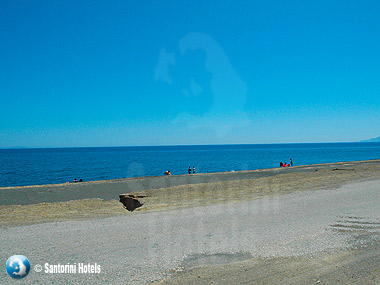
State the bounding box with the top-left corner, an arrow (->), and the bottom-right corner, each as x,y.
73,178 -> 78,183
290,158 -> 293,167
193,166 -> 195,174
188,166 -> 192,174
164,170 -> 171,175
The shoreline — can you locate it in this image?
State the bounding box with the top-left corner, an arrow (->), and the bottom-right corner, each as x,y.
1,178 -> 379,283
1,159 -> 380,283
1,159 -> 380,228
1,158 -> 379,190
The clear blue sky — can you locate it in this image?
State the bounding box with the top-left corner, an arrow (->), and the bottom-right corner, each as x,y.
1,0 -> 379,148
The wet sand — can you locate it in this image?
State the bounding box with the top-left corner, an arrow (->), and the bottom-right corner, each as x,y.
1,159 -> 380,228
1,160 -> 379,283
1,175 -> 379,284
1,159 -> 379,206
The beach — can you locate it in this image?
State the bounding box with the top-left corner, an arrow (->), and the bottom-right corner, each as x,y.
3,1 -> 380,283
1,160 -> 380,283
1,159 -> 380,227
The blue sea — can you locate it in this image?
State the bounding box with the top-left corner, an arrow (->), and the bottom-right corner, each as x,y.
0,143 -> 379,188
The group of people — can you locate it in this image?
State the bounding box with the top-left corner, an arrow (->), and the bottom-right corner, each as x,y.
73,178 -> 83,183
280,158 -> 293,167
164,166 -> 196,176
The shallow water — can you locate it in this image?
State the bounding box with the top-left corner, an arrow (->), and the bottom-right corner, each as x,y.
1,142 -> 379,187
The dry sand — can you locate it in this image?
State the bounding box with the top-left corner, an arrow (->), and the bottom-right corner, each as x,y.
163,242 -> 380,284
1,159 -> 380,228
132,159 -> 380,212
1,160 -> 379,284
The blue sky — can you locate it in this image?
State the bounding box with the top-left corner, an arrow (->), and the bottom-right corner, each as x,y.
1,0 -> 379,148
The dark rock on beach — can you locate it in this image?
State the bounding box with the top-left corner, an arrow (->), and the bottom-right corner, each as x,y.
119,194 -> 145,211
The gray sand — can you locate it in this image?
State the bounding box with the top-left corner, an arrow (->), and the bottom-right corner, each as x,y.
1,179 -> 379,284
2,159 -> 379,206
2,160 -> 380,228
0,166 -> 284,205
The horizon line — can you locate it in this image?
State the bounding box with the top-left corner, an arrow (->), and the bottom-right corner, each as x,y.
1,141 -> 376,150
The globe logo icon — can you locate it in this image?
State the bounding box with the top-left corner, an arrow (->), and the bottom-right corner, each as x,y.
6,255 -> 31,279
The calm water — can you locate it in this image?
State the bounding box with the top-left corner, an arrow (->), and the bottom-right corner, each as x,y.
0,143 -> 379,187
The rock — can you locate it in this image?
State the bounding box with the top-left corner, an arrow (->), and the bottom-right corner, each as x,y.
119,194 -> 145,211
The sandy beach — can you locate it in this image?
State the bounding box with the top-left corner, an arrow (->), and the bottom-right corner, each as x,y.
1,159 -> 380,227
1,160 -> 380,283
3,1 -> 380,283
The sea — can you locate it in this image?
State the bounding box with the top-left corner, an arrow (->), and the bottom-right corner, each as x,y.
0,143 -> 380,188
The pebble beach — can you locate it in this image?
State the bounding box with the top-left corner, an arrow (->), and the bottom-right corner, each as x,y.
1,160 -> 379,283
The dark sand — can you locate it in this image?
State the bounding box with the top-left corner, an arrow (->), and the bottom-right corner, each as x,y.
1,160 -> 379,283
1,159 -> 380,206
1,159 -> 380,228
0,164 -> 302,205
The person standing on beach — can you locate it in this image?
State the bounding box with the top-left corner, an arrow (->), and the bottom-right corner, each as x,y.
290,158 -> 293,167
193,166 -> 195,174
188,166 -> 192,174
